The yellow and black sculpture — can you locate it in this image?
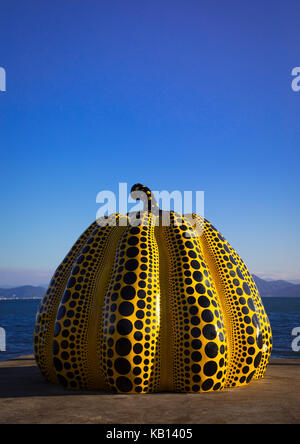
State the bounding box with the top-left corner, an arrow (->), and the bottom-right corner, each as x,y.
34,183 -> 272,393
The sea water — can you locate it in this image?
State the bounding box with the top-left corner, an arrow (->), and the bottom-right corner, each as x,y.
0,298 -> 299,361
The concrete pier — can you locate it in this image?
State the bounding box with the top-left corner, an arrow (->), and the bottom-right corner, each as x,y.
0,356 -> 299,424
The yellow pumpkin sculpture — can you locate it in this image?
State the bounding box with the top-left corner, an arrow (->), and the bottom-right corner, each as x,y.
34,183 -> 272,393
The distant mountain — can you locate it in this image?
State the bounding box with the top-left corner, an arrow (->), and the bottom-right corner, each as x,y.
0,285 -> 46,300
0,276 -> 299,300
253,275 -> 300,298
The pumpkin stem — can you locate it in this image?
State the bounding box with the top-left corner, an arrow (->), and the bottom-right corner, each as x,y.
130,183 -> 159,214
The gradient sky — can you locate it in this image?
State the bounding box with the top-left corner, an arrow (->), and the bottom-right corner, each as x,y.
0,0 -> 300,286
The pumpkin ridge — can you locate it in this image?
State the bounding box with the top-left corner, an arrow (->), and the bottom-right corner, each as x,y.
155,225 -> 175,391
88,216 -> 128,389
102,211 -> 161,393
196,219 -> 234,376
164,213 -> 228,392
229,251 -> 272,380
52,214 -> 118,390
34,220 -> 99,384
201,218 -> 265,387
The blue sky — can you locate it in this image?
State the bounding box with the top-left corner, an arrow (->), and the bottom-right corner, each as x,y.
0,0 -> 299,286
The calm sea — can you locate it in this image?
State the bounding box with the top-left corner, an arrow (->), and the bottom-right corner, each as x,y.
0,298 -> 299,361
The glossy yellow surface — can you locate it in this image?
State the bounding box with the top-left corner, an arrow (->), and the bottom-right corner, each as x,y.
34,184 -> 272,393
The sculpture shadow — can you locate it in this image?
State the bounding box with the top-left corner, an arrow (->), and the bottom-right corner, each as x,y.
0,364 -> 108,399
1,359 -> 298,399
0,364 -> 189,399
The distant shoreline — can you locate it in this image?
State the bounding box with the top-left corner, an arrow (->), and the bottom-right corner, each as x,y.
1,276 -> 300,299
0,298 -> 42,301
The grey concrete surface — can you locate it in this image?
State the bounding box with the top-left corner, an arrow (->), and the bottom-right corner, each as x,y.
0,356 -> 299,424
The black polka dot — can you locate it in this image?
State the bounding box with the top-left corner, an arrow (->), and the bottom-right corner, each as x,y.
187,296 -> 196,304
185,241 -> 194,249
191,351 -> 202,362
242,366 -> 250,375
198,296 -> 210,308
53,357 -> 63,372
191,339 -> 202,350
193,271 -> 203,282
135,320 -> 143,330
243,282 -> 251,295
133,343 -> 143,354
242,307 -> 250,315
128,236 -> 139,246
236,268 -> 244,280
248,347 -> 255,356
191,316 -> 200,326
67,277 -> 76,288
134,331 -> 143,341
119,301 -> 134,316
247,298 -> 256,312
121,286 -> 136,300
246,326 -> 254,335
229,255 -> 236,265
195,284 -> 206,294
57,306 -> 66,320
62,291 -> 71,304
136,310 -> 145,319
191,364 -> 200,373
130,227 -> 140,235
203,324 -> 217,340
247,337 -> 255,345
246,371 -> 256,383
254,352 -> 262,369
52,340 -> 59,356
114,358 -> 131,375
137,300 -> 145,309
116,338 -> 132,356
191,260 -> 200,270
205,342 -> 219,359
125,259 -> 139,271
133,355 -> 142,365
252,314 -> 259,328
204,361 -> 218,377
116,376 -> 133,392
202,379 -> 214,391
137,289 -> 146,299
191,327 -> 201,338
202,309 -> 214,323
124,272 -> 137,285
117,319 -> 133,335
126,247 -> 139,258
133,367 -> 141,375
